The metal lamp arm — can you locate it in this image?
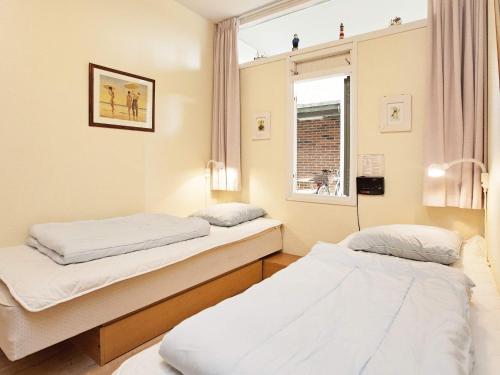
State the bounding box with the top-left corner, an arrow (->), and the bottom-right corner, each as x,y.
445,158 -> 487,173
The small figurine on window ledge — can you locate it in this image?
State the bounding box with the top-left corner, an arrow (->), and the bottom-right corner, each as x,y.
339,23 -> 345,39
390,17 -> 402,26
254,51 -> 266,61
292,34 -> 299,51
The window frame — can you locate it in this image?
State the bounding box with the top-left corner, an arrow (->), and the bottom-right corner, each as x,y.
285,44 -> 357,206
239,20 -> 427,69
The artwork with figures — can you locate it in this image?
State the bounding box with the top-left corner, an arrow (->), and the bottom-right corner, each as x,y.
89,64 -> 155,132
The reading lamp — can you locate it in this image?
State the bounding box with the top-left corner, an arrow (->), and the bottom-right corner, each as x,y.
428,159 -> 489,264
427,158 -> 489,193
204,160 -> 225,205
205,160 -> 225,185
205,160 -> 225,178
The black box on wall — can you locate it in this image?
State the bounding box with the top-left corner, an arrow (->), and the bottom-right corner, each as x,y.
356,177 -> 385,195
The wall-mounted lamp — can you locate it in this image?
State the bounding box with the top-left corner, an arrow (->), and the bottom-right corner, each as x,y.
205,160 -> 226,190
427,158 -> 489,193
428,158 -> 490,264
203,160 -> 225,206
205,160 -> 225,179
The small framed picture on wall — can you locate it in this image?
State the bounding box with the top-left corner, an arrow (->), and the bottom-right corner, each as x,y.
253,112 -> 271,140
89,63 -> 155,132
380,94 -> 412,133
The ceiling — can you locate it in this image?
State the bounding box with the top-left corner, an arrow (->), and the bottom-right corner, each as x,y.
175,0 -> 276,22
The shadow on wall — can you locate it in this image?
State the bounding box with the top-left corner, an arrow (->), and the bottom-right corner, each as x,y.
420,207 -> 485,237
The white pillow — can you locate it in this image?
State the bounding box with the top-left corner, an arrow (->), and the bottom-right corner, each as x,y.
346,224 -> 462,265
191,203 -> 266,227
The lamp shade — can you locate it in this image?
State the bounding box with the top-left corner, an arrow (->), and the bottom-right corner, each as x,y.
214,162 -> 225,170
427,164 -> 447,178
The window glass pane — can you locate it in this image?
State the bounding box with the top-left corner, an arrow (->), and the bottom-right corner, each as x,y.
239,0 -> 426,63
294,74 -> 350,197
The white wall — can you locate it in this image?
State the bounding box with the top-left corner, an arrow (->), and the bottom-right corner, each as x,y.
222,26 -> 484,255
487,0 -> 500,289
0,0 -> 214,246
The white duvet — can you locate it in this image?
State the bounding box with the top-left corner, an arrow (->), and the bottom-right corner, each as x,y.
27,213 -> 210,265
160,242 -> 474,375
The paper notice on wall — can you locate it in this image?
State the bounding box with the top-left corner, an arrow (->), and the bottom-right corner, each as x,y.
358,154 -> 385,177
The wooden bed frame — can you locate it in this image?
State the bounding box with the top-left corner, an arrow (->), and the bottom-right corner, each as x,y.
73,258 -> 269,365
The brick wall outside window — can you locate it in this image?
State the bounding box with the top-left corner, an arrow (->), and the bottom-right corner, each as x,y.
296,116 -> 341,191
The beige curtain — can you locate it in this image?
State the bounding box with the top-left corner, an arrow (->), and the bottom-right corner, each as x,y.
211,18 -> 241,191
496,0 -> 500,75
424,0 -> 488,209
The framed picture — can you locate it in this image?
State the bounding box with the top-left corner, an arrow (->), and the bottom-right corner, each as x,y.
89,63 -> 155,132
380,94 -> 411,133
252,112 -> 271,140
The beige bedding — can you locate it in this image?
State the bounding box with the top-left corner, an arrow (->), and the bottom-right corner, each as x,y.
0,220 -> 282,361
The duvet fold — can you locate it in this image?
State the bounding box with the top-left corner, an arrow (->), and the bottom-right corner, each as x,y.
27,213 -> 210,264
159,243 -> 474,375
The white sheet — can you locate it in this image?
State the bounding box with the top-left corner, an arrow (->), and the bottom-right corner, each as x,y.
113,237 -> 500,375
27,213 -> 210,264
0,218 -> 281,312
159,242 -> 474,375
459,237 -> 500,375
114,343 -> 180,375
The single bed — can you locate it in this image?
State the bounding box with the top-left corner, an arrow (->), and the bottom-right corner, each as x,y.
114,236 -> 500,375
0,218 -> 282,362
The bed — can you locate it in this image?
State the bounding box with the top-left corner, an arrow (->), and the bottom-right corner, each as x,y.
114,235 -> 500,375
0,218 -> 282,362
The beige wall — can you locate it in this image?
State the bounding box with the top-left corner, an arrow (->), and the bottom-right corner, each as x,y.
487,0 -> 500,288
0,0 -> 214,246
227,27 -> 484,255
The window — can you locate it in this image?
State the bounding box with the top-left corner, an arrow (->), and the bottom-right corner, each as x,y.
239,0 -> 427,64
287,46 -> 355,205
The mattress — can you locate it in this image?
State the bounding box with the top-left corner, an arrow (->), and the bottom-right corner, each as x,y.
115,237 -> 500,375
0,218 -> 281,312
460,237 -> 500,375
0,219 -> 282,361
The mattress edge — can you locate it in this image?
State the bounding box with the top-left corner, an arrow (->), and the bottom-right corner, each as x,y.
1,221 -> 283,312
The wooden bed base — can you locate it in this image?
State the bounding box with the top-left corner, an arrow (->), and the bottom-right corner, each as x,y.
73,259 -> 266,365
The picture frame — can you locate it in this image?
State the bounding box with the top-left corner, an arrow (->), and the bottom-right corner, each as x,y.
252,112 -> 271,140
89,63 -> 155,132
379,94 -> 411,133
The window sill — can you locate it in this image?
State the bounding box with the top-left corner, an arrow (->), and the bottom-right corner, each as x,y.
286,193 -> 356,206
239,19 -> 427,70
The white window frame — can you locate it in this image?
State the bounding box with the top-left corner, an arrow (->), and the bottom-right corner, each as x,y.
285,43 -> 357,206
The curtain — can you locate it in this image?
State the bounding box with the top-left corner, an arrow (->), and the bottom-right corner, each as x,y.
211,18 -> 241,191
423,0 -> 488,209
496,0 -> 500,75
